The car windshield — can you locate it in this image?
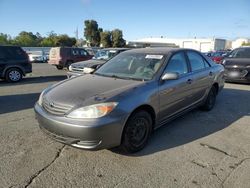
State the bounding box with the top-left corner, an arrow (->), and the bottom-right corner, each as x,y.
229,48 -> 250,58
95,52 -> 165,81
94,49 -> 118,60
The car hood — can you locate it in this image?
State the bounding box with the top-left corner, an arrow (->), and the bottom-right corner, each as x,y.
223,58 -> 250,68
71,59 -> 106,68
45,74 -> 143,107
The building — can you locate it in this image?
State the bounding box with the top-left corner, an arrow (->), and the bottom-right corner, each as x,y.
128,37 -> 227,52
232,38 -> 250,49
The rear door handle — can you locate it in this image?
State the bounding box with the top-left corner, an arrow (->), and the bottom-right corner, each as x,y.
186,79 -> 192,84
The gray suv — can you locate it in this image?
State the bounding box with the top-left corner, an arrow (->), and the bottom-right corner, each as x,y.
35,48 -> 224,153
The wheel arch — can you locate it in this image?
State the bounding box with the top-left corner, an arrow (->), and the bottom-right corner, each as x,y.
3,66 -> 25,77
212,82 -> 219,95
120,104 -> 156,142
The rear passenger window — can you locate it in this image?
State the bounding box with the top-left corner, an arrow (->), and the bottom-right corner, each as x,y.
164,52 -> 188,75
5,47 -> 25,59
72,49 -> 79,56
187,51 -> 209,71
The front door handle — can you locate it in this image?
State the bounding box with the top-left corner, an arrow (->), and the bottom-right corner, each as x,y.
186,79 -> 192,84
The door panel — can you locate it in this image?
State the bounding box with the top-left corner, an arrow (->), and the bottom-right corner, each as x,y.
186,51 -> 214,103
159,73 -> 194,122
158,51 -> 194,122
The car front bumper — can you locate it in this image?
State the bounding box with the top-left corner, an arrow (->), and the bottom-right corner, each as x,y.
34,103 -> 127,150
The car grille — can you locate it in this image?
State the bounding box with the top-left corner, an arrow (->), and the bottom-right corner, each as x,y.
71,66 -> 84,72
225,68 -> 248,77
42,98 -> 72,116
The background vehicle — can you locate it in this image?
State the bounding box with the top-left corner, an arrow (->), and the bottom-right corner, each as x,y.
48,47 -> 93,70
35,48 -> 224,153
208,51 -> 227,64
0,45 -> 32,82
85,47 -> 102,56
222,47 -> 250,83
67,48 -> 130,78
204,51 -> 228,64
28,50 -> 49,63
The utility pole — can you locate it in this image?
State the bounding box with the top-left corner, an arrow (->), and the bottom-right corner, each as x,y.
75,27 -> 79,46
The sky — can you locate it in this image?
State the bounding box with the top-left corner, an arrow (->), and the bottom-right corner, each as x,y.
0,0 -> 250,41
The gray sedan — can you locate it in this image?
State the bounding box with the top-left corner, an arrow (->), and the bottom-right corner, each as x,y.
34,48 -> 224,153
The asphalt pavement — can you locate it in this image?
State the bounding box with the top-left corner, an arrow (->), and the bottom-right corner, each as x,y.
0,63 -> 249,188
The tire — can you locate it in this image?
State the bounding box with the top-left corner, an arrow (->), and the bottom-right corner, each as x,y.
119,111 -> 153,153
5,68 -> 23,82
56,65 -> 63,70
200,86 -> 217,111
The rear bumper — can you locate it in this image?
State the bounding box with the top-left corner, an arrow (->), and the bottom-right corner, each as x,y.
24,64 -> 32,74
34,103 -> 127,150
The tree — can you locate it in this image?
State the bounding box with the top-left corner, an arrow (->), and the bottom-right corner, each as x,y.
40,31 -> 57,47
84,20 -> 101,47
242,42 -> 250,46
13,31 -> 38,46
111,29 -> 125,47
55,34 -> 76,47
0,33 -> 9,45
100,31 -> 112,48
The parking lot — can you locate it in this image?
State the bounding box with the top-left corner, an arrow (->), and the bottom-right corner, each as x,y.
0,63 -> 250,188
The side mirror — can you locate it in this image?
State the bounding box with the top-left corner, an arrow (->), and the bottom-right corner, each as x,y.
161,72 -> 179,81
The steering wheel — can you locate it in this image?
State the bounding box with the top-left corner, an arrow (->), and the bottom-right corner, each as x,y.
142,68 -> 155,77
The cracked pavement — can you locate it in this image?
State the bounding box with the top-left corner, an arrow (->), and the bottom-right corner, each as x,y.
0,64 -> 250,188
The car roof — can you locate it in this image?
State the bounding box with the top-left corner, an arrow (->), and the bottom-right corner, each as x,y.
122,47 -> 188,55
102,48 -> 130,51
0,45 -> 21,48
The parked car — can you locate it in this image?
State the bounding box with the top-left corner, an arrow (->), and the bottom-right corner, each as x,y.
28,50 -> 49,63
48,47 -> 93,70
67,48 -> 130,78
222,47 -> 250,83
0,45 -> 32,82
35,48 -> 224,153
208,51 -> 227,64
85,47 -> 102,56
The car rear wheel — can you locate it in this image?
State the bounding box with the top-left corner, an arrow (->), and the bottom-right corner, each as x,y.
200,86 -> 217,111
56,65 -> 63,70
5,68 -> 23,82
119,111 -> 152,153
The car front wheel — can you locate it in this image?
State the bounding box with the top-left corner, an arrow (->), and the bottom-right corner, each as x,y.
120,111 -> 153,153
5,68 -> 23,82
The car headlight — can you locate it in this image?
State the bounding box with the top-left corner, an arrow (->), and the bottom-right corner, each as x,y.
221,60 -> 226,65
69,65 -> 73,71
38,89 -> 46,106
38,86 -> 53,106
67,102 -> 118,119
83,67 -> 95,74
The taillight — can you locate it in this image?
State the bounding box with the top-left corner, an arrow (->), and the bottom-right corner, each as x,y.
25,53 -> 31,63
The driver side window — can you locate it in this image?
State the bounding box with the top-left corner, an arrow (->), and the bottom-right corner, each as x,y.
164,52 -> 188,75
